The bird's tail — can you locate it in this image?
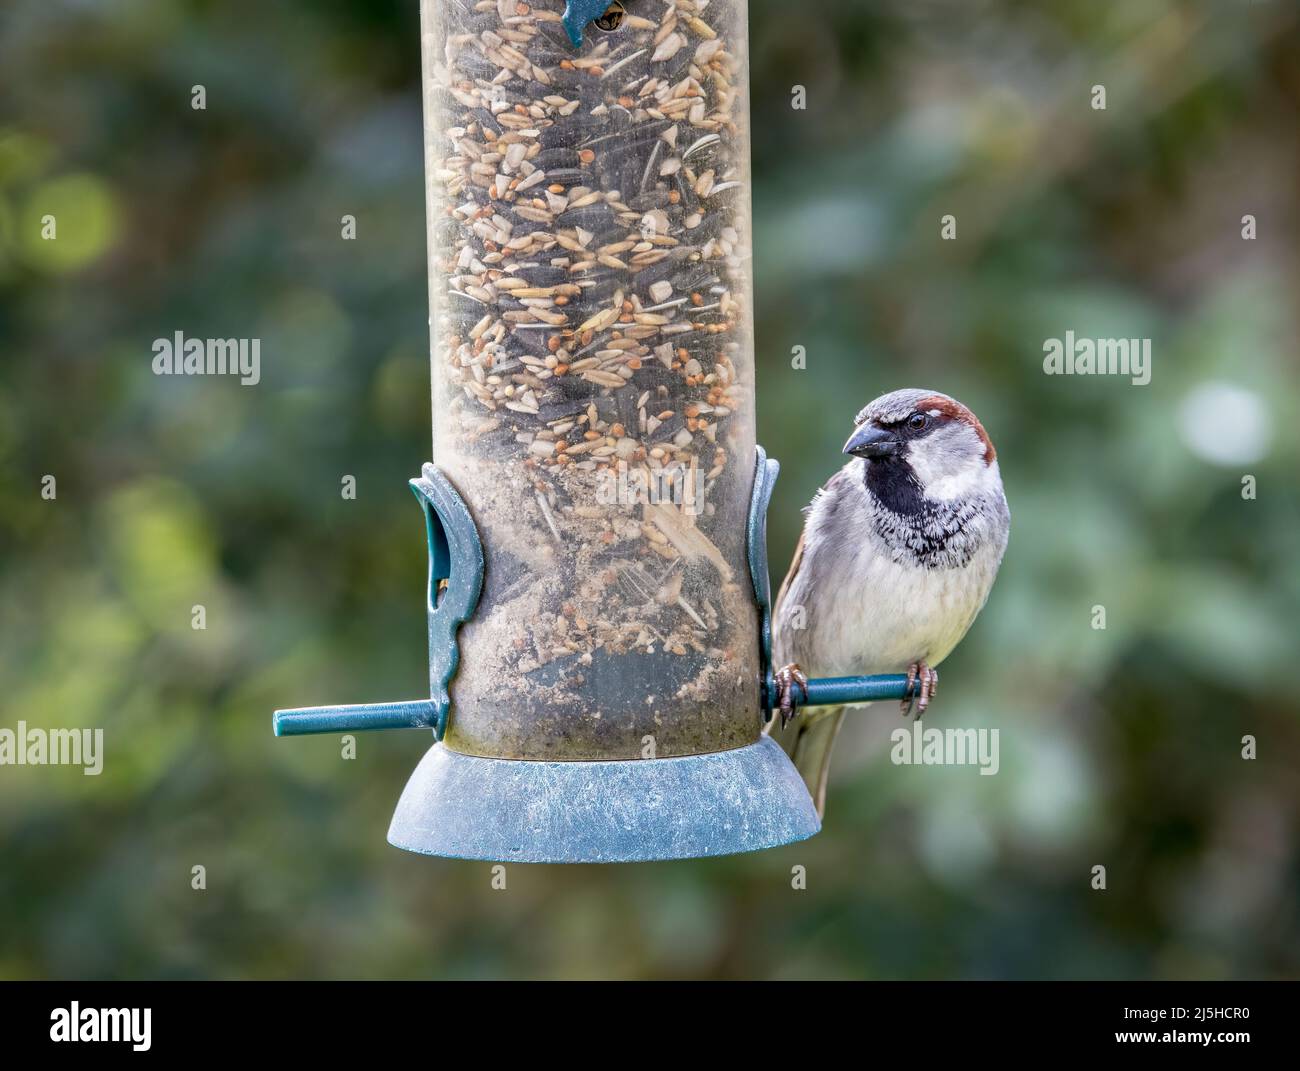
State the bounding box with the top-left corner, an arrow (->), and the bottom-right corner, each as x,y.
767,705 -> 847,818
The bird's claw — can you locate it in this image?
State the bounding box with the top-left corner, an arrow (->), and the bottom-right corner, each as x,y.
901,662 -> 938,718
773,663 -> 809,729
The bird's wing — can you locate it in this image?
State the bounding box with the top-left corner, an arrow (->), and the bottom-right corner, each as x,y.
774,528 -> 805,620
769,471 -> 863,817
769,521 -> 846,818
774,467 -> 854,650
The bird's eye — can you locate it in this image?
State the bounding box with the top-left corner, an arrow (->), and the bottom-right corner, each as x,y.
907,413 -> 929,432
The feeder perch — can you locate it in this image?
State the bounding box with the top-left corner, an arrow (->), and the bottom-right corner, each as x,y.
274,0 -> 923,862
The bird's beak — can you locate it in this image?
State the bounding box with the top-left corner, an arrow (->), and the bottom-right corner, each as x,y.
843,424 -> 901,460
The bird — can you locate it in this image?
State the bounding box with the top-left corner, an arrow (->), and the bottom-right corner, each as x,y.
765,388 -> 1010,816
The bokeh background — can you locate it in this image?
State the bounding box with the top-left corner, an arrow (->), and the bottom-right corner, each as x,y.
1,0 -> 1297,979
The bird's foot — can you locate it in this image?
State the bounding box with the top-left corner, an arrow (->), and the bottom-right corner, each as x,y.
773,663 -> 809,729
901,662 -> 938,718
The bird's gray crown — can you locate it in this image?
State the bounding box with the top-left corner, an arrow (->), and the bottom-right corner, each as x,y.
855,388 -> 956,427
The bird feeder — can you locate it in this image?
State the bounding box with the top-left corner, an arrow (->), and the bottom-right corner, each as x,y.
274,0 -> 921,862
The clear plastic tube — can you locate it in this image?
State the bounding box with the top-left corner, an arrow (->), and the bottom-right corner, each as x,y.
421,0 -> 758,760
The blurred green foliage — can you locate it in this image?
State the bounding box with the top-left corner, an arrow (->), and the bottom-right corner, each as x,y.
0,0 -> 1296,979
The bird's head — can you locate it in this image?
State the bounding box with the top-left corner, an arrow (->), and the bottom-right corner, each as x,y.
843,389 -> 999,502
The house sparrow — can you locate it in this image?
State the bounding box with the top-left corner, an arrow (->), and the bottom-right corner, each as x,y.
766,389 -> 1010,816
